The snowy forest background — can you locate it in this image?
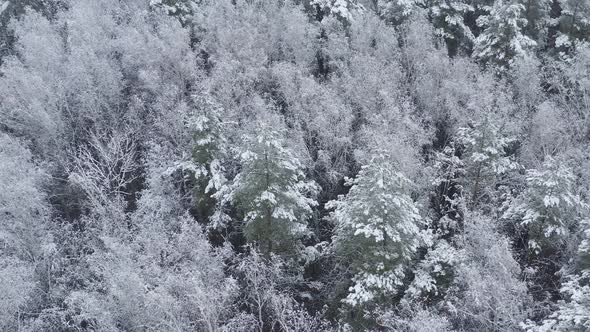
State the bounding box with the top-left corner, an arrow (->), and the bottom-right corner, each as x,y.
0,0 -> 589,331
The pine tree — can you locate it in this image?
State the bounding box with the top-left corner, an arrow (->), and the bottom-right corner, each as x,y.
473,0 -> 537,67
533,218 -> 590,331
503,157 -> 586,305
404,139 -> 465,305
503,157 -> 586,255
149,0 -> 200,26
427,0 -> 476,55
431,142 -> 466,236
326,153 -> 422,307
376,0 -> 421,25
189,93 -> 229,227
226,120 -> 318,258
456,117 -> 519,209
520,0 -> 551,44
406,238 -> 460,302
557,0 -> 590,48
405,143 -> 465,304
311,0 -> 361,22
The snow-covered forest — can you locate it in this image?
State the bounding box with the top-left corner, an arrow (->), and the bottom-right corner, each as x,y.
0,0 -> 589,330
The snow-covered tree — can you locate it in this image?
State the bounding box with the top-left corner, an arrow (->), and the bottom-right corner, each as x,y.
520,101 -> 570,165
426,0 -> 475,55
326,152 -> 423,307
233,249 -> 332,332
0,134 -> 53,330
473,0 -> 537,67
83,218 -> 235,332
68,129 -> 139,222
1,0 -> 589,328
224,119 -> 318,258
0,134 -> 51,261
502,157 -> 586,309
456,117 -> 520,209
510,56 -> 545,114
311,0 -> 362,22
445,213 -> 530,332
430,142 -> 466,235
150,0 -> 200,26
557,0 -> 590,47
534,271 -> 590,331
520,0 -> 551,44
503,157 -> 586,255
60,163 -> 238,332
188,93 -> 229,227
406,237 -> 460,302
375,0 -> 421,25
0,0 -> 198,160
405,143 -> 465,305
378,305 -> 454,331
529,217 -> 590,331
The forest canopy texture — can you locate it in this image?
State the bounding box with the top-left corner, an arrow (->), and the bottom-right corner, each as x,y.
0,0 -> 589,331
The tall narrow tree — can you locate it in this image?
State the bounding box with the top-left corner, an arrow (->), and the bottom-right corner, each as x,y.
327,153 -> 422,307
226,120 -> 318,258
473,0 -> 537,67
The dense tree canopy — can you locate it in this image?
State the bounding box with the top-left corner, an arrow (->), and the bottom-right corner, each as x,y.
0,0 -> 589,331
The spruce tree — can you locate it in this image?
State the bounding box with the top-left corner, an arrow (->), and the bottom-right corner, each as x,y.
456,117 -> 519,209
227,120 -> 318,258
427,0 -> 476,55
327,153 -> 422,307
189,93 -> 228,227
557,0 -> 590,48
503,157 -> 586,255
535,218 -> 590,331
473,0 -> 537,67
